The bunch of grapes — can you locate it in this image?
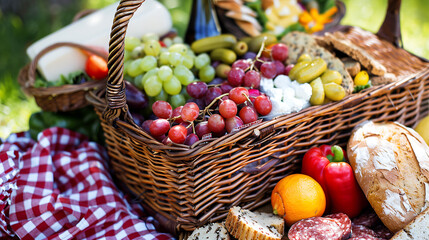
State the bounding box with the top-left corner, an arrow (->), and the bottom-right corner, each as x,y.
123,33 -> 215,110
227,42 -> 291,84
143,79 -> 273,145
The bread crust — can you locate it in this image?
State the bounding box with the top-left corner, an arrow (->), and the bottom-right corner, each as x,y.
347,121 -> 429,233
391,206 -> 429,239
324,32 -> 387,76
225,206 -> 284,240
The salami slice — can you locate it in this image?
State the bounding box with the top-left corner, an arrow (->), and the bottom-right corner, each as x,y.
352,211 -> 380,228
325,213 -> 352,239
288,217 -> 343,240
352,225 -> 377,238
347,237 -> 381,240
372,224 -> 393,239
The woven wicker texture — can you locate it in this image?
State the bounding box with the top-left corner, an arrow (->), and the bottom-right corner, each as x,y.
18,42 -> 107,112
86,0 -> 429,235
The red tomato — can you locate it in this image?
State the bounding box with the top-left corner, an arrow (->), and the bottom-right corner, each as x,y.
85,55 -> 108,80
159,40 -> 166,47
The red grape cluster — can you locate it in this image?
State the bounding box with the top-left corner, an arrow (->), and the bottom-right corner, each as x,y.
144,83 -> 273,145
142,100 -> 200,145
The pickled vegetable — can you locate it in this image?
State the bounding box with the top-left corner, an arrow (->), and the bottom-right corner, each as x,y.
297,53 -> 312,63
310,78 -> 325,105
289,60 -> 310,80
210,48 -> 237,64
321,70 -> 342,85
296,58 -> 327,83
324,83 -> 346,101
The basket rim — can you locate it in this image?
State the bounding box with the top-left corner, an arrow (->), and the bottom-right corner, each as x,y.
18,64 -> 107,97
86,63 -> 429,159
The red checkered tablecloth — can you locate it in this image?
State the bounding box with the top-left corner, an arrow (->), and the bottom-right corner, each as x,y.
0,127 -> 175,240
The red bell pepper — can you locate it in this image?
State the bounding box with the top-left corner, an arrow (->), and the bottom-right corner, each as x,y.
301,145 -> 367,218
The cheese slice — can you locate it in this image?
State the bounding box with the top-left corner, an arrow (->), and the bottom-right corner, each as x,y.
26,0 -> 172,81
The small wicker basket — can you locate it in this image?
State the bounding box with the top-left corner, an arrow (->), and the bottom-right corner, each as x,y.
18,42 -> 107,112
86,0 -> 429,236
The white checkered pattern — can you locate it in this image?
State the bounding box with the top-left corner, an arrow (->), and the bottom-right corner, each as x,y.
0,127 -> 175,240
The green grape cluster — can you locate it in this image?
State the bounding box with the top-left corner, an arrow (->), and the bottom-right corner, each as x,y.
123,33 -> 215,109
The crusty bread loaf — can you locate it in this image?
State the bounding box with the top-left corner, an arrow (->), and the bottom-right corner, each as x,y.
188,222 -> 230,240
391,206 -> 429,239
225,206 -> 284,240
347,121 -> 429,233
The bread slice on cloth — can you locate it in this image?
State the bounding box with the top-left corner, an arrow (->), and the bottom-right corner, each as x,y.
347,121 -> 429,233
188,222 -> 230,240
225,206 -> 284,240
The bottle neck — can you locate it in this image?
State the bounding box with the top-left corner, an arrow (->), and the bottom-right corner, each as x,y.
185,0 -> 221,44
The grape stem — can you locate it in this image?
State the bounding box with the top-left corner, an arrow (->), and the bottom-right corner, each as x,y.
184,121 -> 196,134
250,36 -> 267,71
207,83 -> 222,88
243,93 -> 253,106
201,93 -> 229,119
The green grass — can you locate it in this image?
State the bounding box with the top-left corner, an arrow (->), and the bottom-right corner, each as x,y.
1,0 -> 428,139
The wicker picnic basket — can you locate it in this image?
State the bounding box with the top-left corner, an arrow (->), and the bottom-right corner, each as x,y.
17,42 -> 107,112
86,0 -> 429,235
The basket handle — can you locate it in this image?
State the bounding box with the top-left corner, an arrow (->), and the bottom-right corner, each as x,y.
102,0 -> 147,123
376,0 -> 402,47
25,42 -> 108,88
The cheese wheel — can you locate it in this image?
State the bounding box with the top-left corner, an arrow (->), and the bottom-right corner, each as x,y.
347,121 -> 429,233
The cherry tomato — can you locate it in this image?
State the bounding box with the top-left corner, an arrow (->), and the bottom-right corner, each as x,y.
85,55 -> 108,80
159,40 -> 167,47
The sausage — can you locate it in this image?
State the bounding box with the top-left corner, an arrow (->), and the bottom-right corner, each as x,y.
325,213 -> 352,239
288,217 -> 343,240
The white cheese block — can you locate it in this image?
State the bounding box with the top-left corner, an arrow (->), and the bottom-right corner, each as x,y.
26,0 -> 172,81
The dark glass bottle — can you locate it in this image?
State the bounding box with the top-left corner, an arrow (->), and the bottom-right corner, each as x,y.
185,0 -> 221,44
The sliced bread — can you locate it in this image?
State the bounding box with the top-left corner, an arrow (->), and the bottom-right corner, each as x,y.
225,206 -> 284,240
188,222 -> 230,240
391,207 -> 429,240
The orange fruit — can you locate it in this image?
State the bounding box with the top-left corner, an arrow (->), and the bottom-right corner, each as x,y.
271,173 -> 326,226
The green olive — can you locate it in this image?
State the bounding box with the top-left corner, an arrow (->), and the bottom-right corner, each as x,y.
215,63 -> 231,79
233,41 -> 248,56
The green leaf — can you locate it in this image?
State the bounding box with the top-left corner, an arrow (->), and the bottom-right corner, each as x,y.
353,81 -> 372,93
